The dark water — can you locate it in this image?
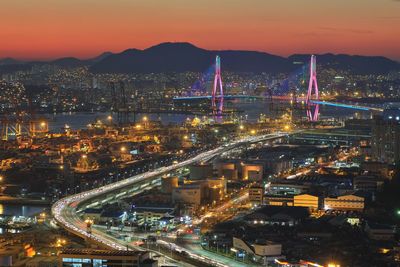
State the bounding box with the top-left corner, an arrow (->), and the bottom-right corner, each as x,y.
233,100 -> 372,121
46,112 -> 193,132
45,100 -> 371,132
0,203 -> 45,217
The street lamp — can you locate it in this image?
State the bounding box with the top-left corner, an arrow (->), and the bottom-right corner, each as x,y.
107,115 -> 113,124
85,218 -> 94,234
120,146 -> 127,153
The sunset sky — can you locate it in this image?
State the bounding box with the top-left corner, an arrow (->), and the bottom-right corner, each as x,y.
1,0 -> 400,60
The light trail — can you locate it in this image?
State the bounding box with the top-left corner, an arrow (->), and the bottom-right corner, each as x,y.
173,95 -> 384,112
52,132 -> 293,267
173,95 -> 262,100
310,100 -> 383,112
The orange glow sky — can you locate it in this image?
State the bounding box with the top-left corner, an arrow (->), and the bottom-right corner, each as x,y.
1,0 -> 399,60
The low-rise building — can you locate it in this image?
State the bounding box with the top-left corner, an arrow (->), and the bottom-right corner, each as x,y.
241,163 -> 263,181
293,194 -> 321,211
232,237 -> 282,261
161,176 -> 178,194
132,206 -> 174,226
264,159 -> 293,175
189,163 -> 213,180
360,161 -> 390,178
172,178 -> 226,206
365,222 -> 395,241
58,249 -> 157,267
216,162 -> 238,180
264,195 -> 294,206
354,175 -> 384,192
244,206 -> 309,227
268,182 -> 309,195
172,184 -> 202,205
324,194 -> 365,211
249,185 -> 264,206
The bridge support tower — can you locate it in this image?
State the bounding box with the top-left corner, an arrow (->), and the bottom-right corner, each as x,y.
212,55 -> 224,115
305,55 -> 320,122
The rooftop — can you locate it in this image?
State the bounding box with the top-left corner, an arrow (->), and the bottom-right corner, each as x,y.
60,248 -> 148,257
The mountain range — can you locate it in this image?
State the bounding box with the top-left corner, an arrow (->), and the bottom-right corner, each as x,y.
1,42 -> 399,75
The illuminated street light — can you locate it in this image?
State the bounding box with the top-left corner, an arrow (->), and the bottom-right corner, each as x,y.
183,135 -> 189,140
120,146 -> 127,153
136,124 -> 142,129
107,115 -> 112,121
0,175 -> 3,182
250,129 -> 256,135
82,154 -> 87,159
142,116 -> 148,122
40,121 -> 46,127
85,218 -> 94,233
239,125 -> 244,130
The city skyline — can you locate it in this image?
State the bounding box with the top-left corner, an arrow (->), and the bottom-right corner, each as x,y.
1,1 -> 400,267
1,0 -> 400,60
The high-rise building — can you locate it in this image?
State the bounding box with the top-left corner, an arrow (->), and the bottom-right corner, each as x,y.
371,115 -> 400,164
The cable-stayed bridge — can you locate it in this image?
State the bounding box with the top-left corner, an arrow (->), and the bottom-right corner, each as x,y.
173,55 -> 384,120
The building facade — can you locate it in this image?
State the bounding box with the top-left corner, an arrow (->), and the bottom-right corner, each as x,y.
324,194 -> 365,211
371,115 -> 400,164
249,185 -> 264,206
58,249 -> 157,267
293,194 -> 320,211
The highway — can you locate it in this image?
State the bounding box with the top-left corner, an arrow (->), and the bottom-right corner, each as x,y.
52,132 -> 293,267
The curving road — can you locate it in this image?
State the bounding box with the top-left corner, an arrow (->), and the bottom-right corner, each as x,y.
52,132 -> 292,266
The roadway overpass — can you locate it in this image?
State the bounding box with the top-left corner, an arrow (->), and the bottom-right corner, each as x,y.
52,132 -> 294,267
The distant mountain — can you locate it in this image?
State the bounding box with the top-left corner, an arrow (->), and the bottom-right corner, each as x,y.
90,43 -> 400,74
50,57 -> 87,68
0,43 -> 399,74
90,42 -> 293,74
288,53 -> 400,74
0,57 -> 24,65
89,52 -> 114,63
